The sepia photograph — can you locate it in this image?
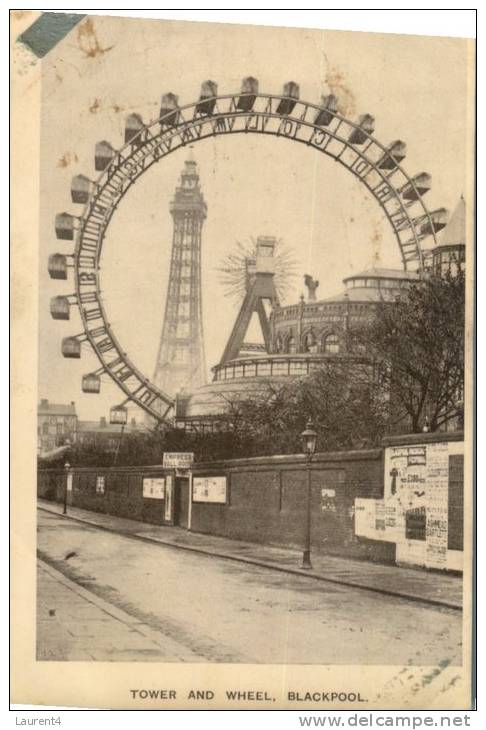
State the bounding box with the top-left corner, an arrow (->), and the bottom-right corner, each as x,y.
10,9 -> 475,711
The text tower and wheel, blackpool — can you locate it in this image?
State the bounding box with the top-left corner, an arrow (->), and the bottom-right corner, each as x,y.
49,77 -> 448,423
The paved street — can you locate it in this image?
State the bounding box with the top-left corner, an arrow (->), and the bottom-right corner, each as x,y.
37,509 -> 462,665
37,560 -> 202,661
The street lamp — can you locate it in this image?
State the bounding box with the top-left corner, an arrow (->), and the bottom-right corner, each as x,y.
63,461 -> 70,515
110,405 -> 128,466
301,418 -> 317,569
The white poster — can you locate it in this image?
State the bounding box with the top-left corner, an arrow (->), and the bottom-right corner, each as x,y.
142,477 -> 165,500
164,475 -> 173,520
424,442 -> 449,569
355,439 -> 462,569
66,473 -> 73,492
193,476 -> 227,504
321,488 -> 336,512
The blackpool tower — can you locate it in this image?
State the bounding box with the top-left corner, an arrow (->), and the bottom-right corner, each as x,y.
153,157 -> 207,402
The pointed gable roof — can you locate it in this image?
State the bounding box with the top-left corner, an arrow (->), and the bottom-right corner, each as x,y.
439,196 -> 465,247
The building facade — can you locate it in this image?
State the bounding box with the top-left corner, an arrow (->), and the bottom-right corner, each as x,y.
38,399 -> 77,454
77,416 -> 147,452
174,196 -> 466,432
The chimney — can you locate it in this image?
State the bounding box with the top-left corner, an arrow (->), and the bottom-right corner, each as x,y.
100,416 -> 106,427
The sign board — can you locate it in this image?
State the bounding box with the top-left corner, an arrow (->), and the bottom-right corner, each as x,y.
163,452 -> 194,469
193,476 -> 227,504
164,474 -> 173,521
142,477 -> 165,500
321,488 -> 336,512
66,473 -> 73,492
96,475 -> 105,494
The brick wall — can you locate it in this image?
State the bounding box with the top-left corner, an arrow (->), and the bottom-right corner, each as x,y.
190,451 -> 394,561
39,448 -> 392,562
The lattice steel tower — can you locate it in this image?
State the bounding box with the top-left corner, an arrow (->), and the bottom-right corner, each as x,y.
153,157 -> 207,401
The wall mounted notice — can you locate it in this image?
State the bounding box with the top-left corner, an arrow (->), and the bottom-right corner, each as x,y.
354,439 -> 462,570
142,477 -> 165,499
193,476 -> 227,503
321,488 -> 336,512
165,475 -> 173,520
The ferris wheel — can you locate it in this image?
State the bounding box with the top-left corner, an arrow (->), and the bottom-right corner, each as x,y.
49,77 -> 448,423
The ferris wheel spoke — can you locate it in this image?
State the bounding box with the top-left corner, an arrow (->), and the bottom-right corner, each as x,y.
50,78 -> 448,420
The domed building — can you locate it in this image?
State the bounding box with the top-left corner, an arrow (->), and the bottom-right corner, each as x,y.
174,199 -> 465,432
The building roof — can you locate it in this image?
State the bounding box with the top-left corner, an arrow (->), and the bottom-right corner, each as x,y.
343,268 -> 420,283
317,289 -> 399,303
438,196 -> 465,248
38,399 -> 76,416
77,418 -> 147,434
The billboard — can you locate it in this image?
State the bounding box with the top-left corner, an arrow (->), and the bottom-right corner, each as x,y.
142,477 -> 165,500
193,476 -> 227,504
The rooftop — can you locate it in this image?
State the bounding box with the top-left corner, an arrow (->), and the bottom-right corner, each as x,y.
38,399 -> 76,416
343,268 -> 420,283
78,417 -> 146,434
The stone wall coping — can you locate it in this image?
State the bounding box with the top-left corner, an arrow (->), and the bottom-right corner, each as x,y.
38,432 -> 463,476
382,431 -> 464,447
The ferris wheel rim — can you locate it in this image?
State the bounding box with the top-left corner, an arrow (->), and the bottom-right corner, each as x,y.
54,86 -> 444,421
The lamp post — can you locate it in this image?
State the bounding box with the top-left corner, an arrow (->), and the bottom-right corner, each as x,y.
301,418 -> 317,569
63,461 -> 70,515
110,405 -> 128,466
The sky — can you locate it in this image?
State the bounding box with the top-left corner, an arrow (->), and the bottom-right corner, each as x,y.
37,14 -> 473,421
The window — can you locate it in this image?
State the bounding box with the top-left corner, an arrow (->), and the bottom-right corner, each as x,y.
303,332 -> 317,353
287,335 -> 296,353
56,423 -> 63,435
42,422 -> 49,435
324,334 -> 340,354
289,361 -> 307,375
257,362 -> 271,376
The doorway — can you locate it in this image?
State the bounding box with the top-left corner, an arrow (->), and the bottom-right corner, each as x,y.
173,476 -> 190,528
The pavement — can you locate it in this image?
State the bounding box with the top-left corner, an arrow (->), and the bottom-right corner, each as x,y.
38,499 -> 462,611
37,559 -> 204,662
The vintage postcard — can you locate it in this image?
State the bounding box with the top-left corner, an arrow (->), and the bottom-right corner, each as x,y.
11,11 -> 475,710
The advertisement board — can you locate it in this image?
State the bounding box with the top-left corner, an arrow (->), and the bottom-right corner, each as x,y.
164,474 -> 173,520
193,476 -> 227,504
354,439 -> 463,569
142,477 -> 165,500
